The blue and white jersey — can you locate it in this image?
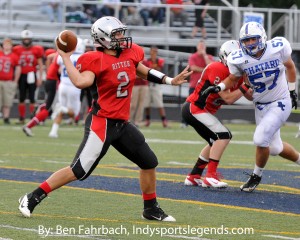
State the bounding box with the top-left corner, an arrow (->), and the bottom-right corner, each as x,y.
227,37 -> 292,103
57,52 -> 82,87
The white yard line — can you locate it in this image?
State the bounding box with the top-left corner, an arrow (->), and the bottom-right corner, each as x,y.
146,138 -> 253,145
262,235 -> 300,239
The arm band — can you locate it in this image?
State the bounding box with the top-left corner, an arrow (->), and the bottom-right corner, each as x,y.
147,69 -> 165,84
217,82 -> 226,91
288,82 -> 296,91
239,83 -> 250,94
165,77 -> 173,85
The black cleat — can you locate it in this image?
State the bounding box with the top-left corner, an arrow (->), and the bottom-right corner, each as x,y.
3,118 -> 10,124
240,172 -> 262,192
142,203 -> 176,222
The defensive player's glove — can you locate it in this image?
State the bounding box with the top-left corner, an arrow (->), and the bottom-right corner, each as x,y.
201,85 -> 222,96
196,85 -> 222,109
290,90 -> 298,109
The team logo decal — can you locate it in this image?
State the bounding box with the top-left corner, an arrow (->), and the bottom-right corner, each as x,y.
214,77 -> 221,85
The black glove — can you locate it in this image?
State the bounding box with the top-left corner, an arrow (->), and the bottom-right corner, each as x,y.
290,90 -> 298,109
196,85 -> 222,109
201,85 -> 222,97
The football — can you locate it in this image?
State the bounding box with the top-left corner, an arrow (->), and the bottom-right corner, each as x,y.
56,30 -> 77,52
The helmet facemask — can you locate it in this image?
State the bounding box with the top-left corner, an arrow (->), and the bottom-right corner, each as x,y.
110,28 -> 132,50
240,36 -> 263,56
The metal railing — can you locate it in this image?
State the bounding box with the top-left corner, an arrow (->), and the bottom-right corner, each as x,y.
1,0 -> 300,49
0,0 -> 299,101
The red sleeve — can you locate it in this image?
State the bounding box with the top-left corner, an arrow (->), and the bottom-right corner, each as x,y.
11,53 -> 19,66
12,45 -> 21,55
206,62 -> 230,84
76,52 -> 101,75
45,48 -> 56,57
230,77 -> 244,91
38,46 -> 44,59
131,43 -> 144,65
32,45 -> 44,59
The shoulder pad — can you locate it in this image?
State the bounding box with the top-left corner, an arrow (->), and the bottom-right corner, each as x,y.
227,49 -> 245,65
268,37 -> 291,52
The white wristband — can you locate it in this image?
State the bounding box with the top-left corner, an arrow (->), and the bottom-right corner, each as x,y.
218,82 -> 226,91
165,77 -> 173,85
288,82 -> 296,91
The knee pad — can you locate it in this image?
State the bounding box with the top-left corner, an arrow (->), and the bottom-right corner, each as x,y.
253,135 -> 268,147
71,160 -> 88,180
136,142 -> 158,169
217,131 -> 232,140
253,126 -> 270,147
269,142 -> 283,156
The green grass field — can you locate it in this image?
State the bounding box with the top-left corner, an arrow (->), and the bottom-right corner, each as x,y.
0,120 -> 299,240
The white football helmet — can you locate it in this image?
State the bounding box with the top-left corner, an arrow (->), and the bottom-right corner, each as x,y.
21,30 -> 33,47
239,21 -> 267,55
75,38 -> 85,53
219,40 -> 240,66
90,16 -> 132,50
21,30 -> 33,39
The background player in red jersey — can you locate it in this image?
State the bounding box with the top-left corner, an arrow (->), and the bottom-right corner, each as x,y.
18,16 -> 192,222
183,40 -> 253,188
22,49 -> 60,136
13,30 -> 44,124
0,38 -> 21,124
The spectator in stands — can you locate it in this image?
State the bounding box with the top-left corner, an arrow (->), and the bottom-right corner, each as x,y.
191,0 -> 209,39
101,0 -> 123,20
66,5 -> 91,23
13,30 -> 44,124
83,0 -> 100,23
166,0 -> 189,27
130,76 -> 149,127
139,0 -> 164,26
40,0 -> 62,22
188,40 -> 214,94
121,0 -> 139,25
0,38 -> 21,124
181,40 -> 213,127
143,46 -> 168,128
22,49 -> 60,137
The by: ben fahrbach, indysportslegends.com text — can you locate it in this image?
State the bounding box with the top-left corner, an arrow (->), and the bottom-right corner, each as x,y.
38,224 -> 255,238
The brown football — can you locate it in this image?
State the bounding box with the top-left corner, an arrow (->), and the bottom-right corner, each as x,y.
56,30 -> 77,52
